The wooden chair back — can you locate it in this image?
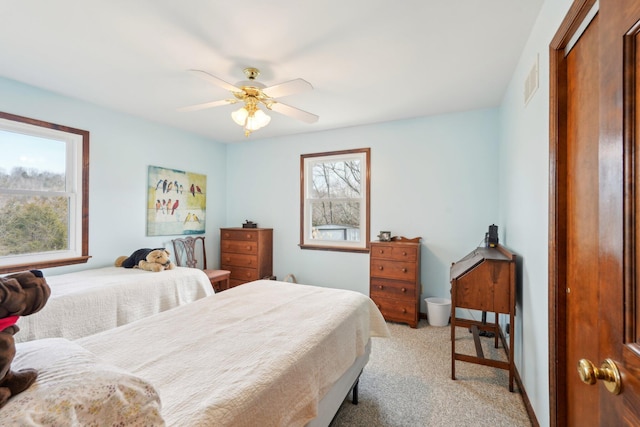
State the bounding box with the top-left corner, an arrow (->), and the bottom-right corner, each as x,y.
171,236 -> 231,292
172,236 -> 208,270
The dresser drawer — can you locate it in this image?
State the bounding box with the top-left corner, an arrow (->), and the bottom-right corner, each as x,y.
371,295 -> 418,327
221,229 -> 259,241
370,244 -> 418,262
370,259 -> 417,281
228,266 -> 260,282
221,240 -> 258,254
370,279 -> 416,300
221,252 -> 258,268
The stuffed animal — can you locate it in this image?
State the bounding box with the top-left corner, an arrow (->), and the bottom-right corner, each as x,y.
115,248 -> 175,272
0,270 -> 51,408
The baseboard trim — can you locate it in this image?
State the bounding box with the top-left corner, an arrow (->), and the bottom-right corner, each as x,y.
514,366 -> 539,427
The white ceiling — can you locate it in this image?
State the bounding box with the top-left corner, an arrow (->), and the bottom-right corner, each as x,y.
0,1 -> 543,143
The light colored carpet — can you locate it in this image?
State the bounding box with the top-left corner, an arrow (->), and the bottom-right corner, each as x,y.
331,320 -> 532,427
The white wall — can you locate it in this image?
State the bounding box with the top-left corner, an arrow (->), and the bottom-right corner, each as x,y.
0,77 -> 228,275
498,0 -> 573,425
226,109 -> 500,311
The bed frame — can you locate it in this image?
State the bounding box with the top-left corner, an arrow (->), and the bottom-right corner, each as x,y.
310,341 -> 369,426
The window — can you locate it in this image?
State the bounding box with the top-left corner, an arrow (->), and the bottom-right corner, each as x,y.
0,112 -> 90,274
300,148 -> 370,252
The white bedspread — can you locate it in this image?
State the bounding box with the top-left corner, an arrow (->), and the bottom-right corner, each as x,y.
16,266 -> 214,343
78,280 -> 390,427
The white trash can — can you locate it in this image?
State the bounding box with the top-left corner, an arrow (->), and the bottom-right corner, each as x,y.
425,297 -> 451,327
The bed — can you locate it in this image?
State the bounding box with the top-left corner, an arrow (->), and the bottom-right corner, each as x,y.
4,280 -> 389,426
15,266 -> 214,343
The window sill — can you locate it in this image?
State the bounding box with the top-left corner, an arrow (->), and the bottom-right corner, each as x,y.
298,244 -> 370,253
0,256 -> 91,275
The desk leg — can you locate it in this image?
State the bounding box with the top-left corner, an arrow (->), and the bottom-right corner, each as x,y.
451,306 -> 456,380
470,325 -> 484,358
509,311 -> 515,392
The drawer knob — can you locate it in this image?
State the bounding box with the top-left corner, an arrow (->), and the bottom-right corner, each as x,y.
379,249 -> 384,254
402,251 -> 407,256
378,266 -> 384,271
246,246 -> 251,250
402,308 -> 407,313
402,268 -> 408,273
246,234 -> 251,239
378,285 -> 383,290
401,287 -> 406,293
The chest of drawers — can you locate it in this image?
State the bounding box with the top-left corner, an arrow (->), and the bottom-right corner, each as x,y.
369,241 -> 421,328
220,228 -> 273,287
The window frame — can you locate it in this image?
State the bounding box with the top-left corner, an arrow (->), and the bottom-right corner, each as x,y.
299,148 -> 370,253
0,112 -> 90,274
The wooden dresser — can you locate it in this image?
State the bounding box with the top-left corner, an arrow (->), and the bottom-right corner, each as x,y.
369,240 -> 421,328
220,227 -> 273,287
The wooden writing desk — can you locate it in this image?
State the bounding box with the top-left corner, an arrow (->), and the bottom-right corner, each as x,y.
450,244 -> 516,391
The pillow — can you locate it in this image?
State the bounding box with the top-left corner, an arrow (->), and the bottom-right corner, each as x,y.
0,338 -> 165,426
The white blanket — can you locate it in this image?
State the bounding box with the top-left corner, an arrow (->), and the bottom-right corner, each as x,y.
78,280 -> 390,427
16,266 -> 214,343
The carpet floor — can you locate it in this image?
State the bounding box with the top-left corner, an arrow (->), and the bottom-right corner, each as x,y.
331,319 -> 532,427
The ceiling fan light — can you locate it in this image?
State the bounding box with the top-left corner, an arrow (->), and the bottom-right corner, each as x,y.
245,109 -> 270,131
231,107 -> 248,126
254,108 -> 271,127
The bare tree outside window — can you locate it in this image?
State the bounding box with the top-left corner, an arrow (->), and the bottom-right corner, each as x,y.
300,148 -> 370,252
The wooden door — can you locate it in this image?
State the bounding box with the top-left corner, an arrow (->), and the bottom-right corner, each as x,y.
565,10 -> 600,426
551,0 -> 640,425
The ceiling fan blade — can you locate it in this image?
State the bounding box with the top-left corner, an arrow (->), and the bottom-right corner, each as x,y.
262,78 -> 313,99
189,69 -> 241,93
177,99 -> 236,112
269,101 -> 319,124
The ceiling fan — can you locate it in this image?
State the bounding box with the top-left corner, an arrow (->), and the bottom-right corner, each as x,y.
179,67 -> 319,137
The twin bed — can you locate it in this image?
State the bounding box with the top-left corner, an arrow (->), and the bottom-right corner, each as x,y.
14,266 -> 214,343
2,268 -> 389,426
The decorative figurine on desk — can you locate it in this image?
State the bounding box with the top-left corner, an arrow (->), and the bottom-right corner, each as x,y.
243,220 -> 257,229
486,224 -> 499,247
377,231 -> 391,241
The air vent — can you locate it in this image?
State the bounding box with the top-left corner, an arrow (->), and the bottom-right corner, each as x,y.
524,53 -> 539,106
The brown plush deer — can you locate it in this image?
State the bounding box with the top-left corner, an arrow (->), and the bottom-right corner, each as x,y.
0,270 -> 50,408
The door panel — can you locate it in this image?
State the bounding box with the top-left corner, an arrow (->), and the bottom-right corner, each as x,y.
565,13 -> 600,425
551,0 -> 640,425
615,6 -> 640,425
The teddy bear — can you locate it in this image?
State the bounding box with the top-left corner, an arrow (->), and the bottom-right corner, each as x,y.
0,270 -> 51,408
115,248 -> 176,272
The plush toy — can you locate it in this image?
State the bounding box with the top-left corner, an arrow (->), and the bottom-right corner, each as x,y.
0,270 -> 51,408
115,248 -> 175,272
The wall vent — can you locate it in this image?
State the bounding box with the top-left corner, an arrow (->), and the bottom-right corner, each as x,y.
524,53 -> 539,106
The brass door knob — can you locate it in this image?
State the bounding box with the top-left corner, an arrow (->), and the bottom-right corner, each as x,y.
577,358 -> 621,395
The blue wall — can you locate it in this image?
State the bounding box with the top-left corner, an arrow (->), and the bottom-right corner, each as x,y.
0,77 -> 228,273
498,0 -> 573,424
225,110 -> 500,308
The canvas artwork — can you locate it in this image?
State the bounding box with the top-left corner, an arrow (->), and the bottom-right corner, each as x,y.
147,165 -> 206,236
